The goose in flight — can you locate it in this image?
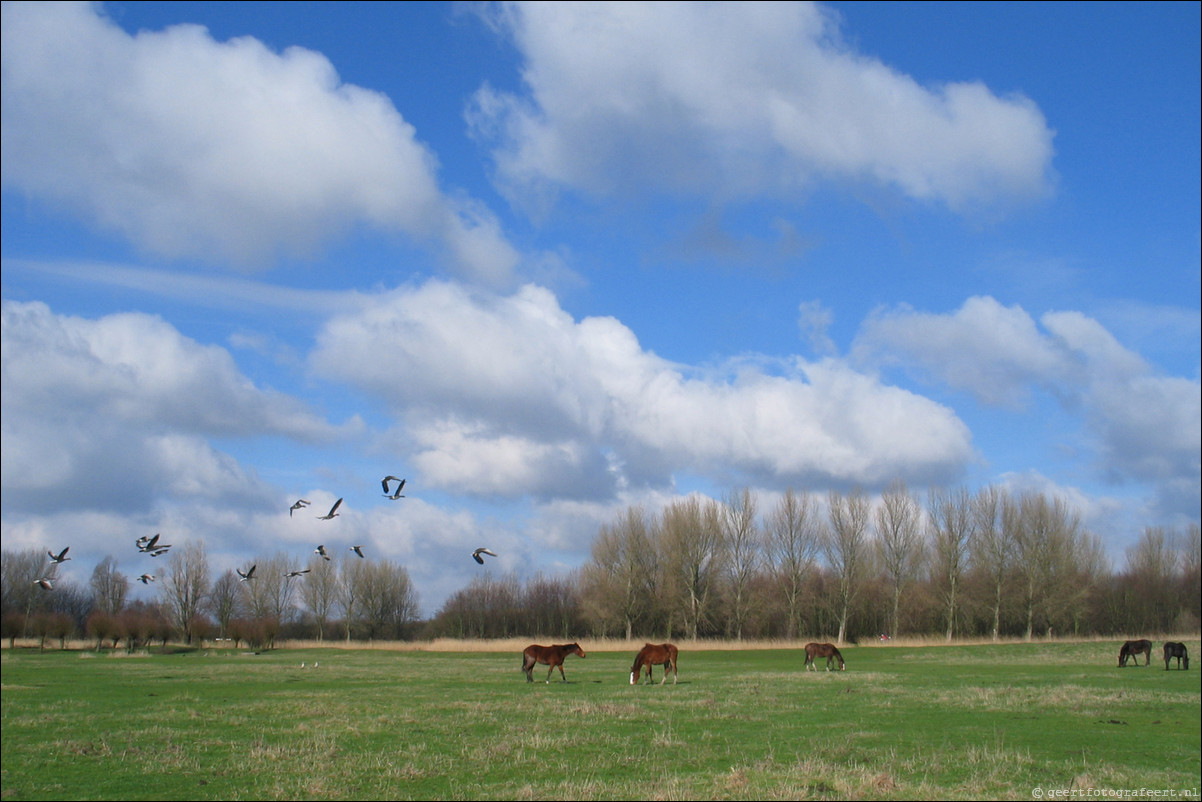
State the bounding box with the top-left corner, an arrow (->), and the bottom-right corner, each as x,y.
48,547 -> 71,564
350,545 -> 366,558
317,498 -> 343,520
137,534 -> 170,553
138,574 -> 155,584
35,577 -> 54,590
315,544 -> 331,561
286,569 -> 311,578
237,565 -> 257,581
382,476 -> 406,499
289,499 -> 311,517
472,548 -> 498,565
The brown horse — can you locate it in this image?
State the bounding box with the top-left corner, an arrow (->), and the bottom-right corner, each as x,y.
1163,642 -> 1189,670
1118,639 -> 1153,667
521,642 -> 586,683
804,642 -> 845,671
630,642 -> 679,685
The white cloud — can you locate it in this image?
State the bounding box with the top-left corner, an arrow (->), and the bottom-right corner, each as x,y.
853,296 -> 1070,408
470,1 -> 1054,214
310,279 -> 975,497
0,300 -> 350,515
0,1 -> 519,285
853,296 -> 1201,516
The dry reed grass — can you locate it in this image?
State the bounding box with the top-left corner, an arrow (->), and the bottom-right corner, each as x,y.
5,631 -> 1197,655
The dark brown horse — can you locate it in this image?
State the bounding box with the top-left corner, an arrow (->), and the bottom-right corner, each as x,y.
804,642 -> 845,671
630,642 -> 679,685
1118,639 -> 1153,667
1163,642 -> 1189,670
521,642 -> 586,683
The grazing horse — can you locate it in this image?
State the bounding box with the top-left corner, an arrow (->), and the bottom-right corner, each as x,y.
804,642 -> 845,671
1163,642 -> 1189,671
630,642 -> 679,685
521,642 -> 586,683
1118,639 -> 1153,667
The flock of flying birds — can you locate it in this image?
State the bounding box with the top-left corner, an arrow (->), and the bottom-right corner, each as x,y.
32,475 -> 499,594
33,530 -> 172,590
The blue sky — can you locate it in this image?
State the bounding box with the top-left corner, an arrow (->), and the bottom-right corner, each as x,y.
3,1 -> 1199,616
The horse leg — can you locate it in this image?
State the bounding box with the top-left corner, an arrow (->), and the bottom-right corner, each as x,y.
522,655 -> 534,682
558,663 -> 568,683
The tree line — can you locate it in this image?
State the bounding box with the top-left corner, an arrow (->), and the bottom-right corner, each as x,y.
427,484 -> 1199,642
3,484 -> 1198,647
1,543 -> 420,650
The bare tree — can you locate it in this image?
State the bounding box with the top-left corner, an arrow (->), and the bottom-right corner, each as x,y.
522,571 -> 581,638
1180,523 -> 1201,630
158,540 -> 210,644
356,559 -> 420,640
875,480 -> 924,640
1,549 -> 49,634
1008,492 -> 1084,641
298,555 -> 339,640
764,488 -> 822,639
339,555 -> 367,642
928,486 -> 976,641
969,485 -> 1011,640
580,505 -> 656,639
720,488 -> 760,641
89,556 -> 129,615
825,488 -> 871,645
208,571 -> 242,639
1124,526 -> 1180,632
658,496 -> 723,639
240,553 -> 299,625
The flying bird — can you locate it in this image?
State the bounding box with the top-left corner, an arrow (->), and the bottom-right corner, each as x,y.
287,569 -> 311,578
315,545 -> 330,561
317,498 -> 343,520
289,499 -> 311,517
34,577 -> 54,590
472,548 -> 498,565
237,565 -> 257,582
48,547 -> 71,564
350,545 -> 366,558
138,574 -> 155,584
381,476 -> 406,497
137,534 -> 169,553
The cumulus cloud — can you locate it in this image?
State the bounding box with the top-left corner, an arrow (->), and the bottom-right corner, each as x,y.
310,280 -> 975,498
469,1 -> 1054,213
853,296 -> 1201,516
0,1 -> 519,285
0,300 -> 351,515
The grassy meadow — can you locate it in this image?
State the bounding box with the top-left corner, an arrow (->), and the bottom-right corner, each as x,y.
1,638 -> 1199,800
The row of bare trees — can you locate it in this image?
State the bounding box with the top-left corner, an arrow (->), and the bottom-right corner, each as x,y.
573,485 -> 1198,641
2,484 -> 1197,645
1,541 -> 420,647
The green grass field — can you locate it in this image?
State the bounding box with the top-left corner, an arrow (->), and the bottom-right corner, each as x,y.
2,639 -> 1199,800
